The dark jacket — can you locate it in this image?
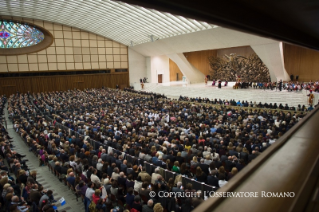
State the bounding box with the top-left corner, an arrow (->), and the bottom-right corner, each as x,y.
207,175 -> 219,187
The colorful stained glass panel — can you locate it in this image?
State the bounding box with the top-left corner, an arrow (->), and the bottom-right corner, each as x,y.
0,20 -> 44,48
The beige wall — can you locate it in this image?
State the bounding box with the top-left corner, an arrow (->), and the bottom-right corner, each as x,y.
0,16 -> 128,72
184,50 -> 217,76
169,59 -> 184,81
284,43 -> 319,81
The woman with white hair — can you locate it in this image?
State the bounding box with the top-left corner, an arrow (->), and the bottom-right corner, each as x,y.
96,159 -> 103,171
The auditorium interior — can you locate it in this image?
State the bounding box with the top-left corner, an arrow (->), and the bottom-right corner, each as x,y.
0,0 -> 319,212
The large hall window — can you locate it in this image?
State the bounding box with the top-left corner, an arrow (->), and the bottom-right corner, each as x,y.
0,20 -> 44,48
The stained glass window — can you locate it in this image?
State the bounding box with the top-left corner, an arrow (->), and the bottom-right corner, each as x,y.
0,20 -> 44,48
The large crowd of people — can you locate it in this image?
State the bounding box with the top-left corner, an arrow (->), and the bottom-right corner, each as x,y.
177,96 -> 309,111
0,87 -> 308,212
208,53 -> 270,82
1,97 -> 65,212
208,79 -> 319,94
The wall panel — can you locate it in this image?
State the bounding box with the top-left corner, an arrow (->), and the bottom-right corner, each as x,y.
284,43 -> 319,81
0,73 -> 129,96
0,16 -> 128,72
169,59 -> 184,81
183,50 -> 217,76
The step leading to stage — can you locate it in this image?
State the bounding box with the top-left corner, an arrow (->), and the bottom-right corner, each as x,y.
137,82 -> 311,107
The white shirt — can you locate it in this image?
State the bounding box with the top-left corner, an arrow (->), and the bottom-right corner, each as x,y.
154,114 -> 160,120
134,180 -> 143,192
82,170 -> 87,178
269,139 -> 276,145
96,162 -> 103,171
157,151 -> 164,157
163,140 -> 170,146
202,151 -> 211,158
69,161 -> 77,169
151,173 -> 161,185
111,172 -> 120,181
211,153 -> 219,161
108,146 -> 113,154
101,186 -> 107,199
165,115 -> 170,123
218,180 -> 228,187
90,174 -> 101,185
85,188 -> 95,201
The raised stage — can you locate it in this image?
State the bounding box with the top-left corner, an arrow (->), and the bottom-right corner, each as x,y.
133,81 -> 316,108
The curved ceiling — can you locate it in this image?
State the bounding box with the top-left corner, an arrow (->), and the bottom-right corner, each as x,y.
0,0 -> 217,46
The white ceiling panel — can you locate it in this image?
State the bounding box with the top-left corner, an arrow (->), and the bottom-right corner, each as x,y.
0,0 -> 217,46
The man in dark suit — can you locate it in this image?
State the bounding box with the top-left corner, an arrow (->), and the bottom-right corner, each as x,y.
154,156 -> 166,169
279,79 -> 283,91
60,150 -> 69,162
75,136 -> 83,147
245,141 -> 253,154
239,151 -> 248,164
128,145 -> 135,156
198,159 -> 209,176
213,158 -> 222,169
139,183 -> 151,200
166,150 -> 176,162
248,150 -> 258,162
207,170 -> 219,188
229,147 -> 239,158
78,148 -> 86,160
54,162 -> 62,174
120,160 -> 127,174
185,151 -> 194,164
107,153 -> 116,165
101,149 -> 108,162
54,135 -> 61,148
117,172 -> 127,188
71,135 -> 76,146
225,156 -> 236,172
172,182 -> 184,193
151,153 -> 159,164
30,184 -> 42,203
114,154 -> 122,169
60,164 -> 68,175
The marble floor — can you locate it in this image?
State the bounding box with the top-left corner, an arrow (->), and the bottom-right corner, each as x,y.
137,82 -> 310,107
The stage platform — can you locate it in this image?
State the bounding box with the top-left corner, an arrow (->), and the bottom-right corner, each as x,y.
133,81 -> 316,108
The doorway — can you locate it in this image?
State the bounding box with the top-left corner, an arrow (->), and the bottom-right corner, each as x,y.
158,74 -> 163,83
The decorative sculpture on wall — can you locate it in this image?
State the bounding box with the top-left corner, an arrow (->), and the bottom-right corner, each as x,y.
208,53 -> 270,82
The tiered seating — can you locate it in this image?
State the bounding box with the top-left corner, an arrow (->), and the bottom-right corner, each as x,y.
7,87 -> 305,212
12,122 -> 81,206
